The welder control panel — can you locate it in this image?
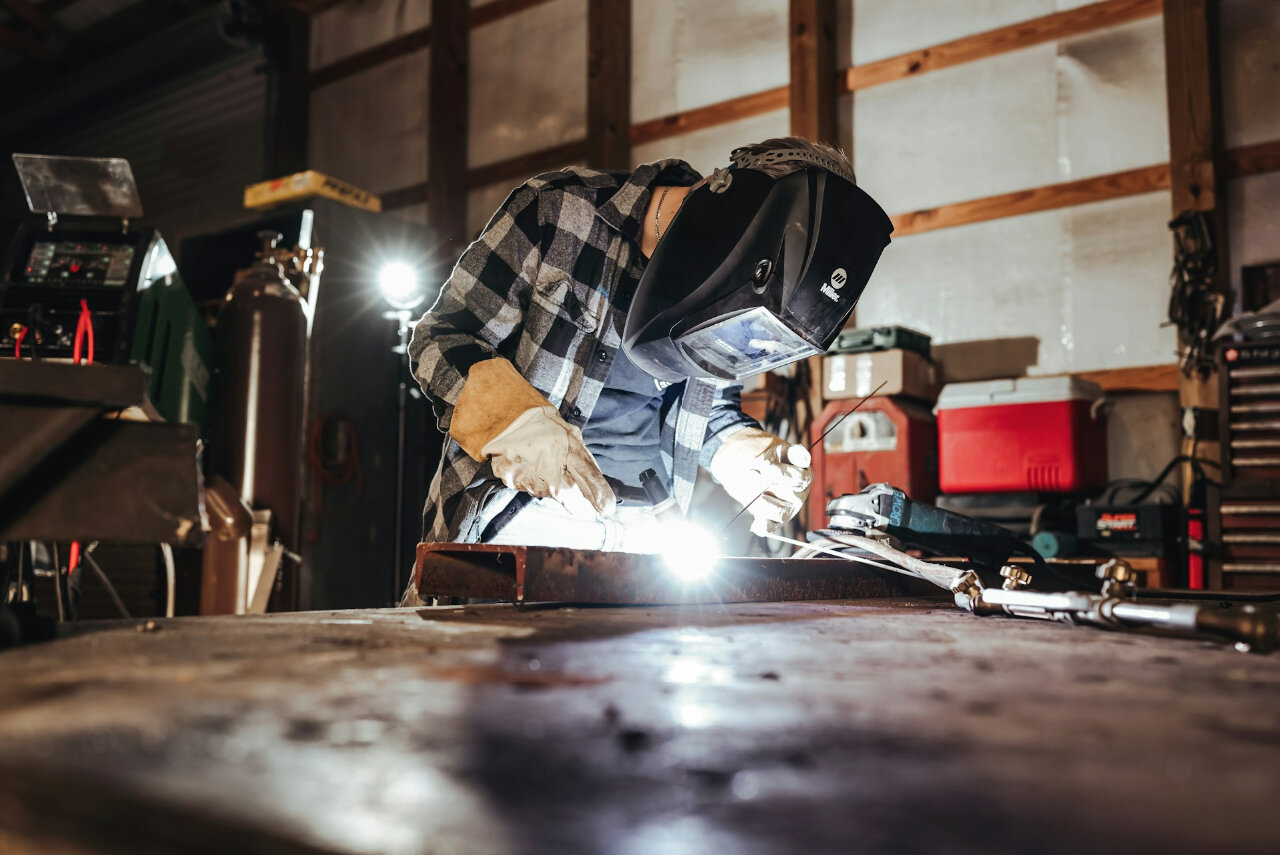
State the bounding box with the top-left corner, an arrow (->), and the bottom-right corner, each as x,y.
18,240 -> 136,288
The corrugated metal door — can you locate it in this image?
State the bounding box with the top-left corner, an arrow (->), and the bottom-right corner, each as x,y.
28,50 -> 268,257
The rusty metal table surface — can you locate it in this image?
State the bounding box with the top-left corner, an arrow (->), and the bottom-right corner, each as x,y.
0,599 -> 1279,854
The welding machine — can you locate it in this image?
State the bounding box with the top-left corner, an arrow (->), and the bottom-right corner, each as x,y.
0,155 -> 213,435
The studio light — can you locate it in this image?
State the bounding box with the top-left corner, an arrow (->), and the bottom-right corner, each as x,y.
378,261 -> 423,311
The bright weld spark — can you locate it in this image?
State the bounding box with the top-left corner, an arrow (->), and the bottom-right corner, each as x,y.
658,519 -> 722,582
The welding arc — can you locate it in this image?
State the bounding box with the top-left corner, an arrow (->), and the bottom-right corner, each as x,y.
717,380 -> 889,537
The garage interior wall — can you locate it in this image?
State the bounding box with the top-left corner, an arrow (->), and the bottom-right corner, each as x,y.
306,0 -> 1280,483
22,50 -> 268,259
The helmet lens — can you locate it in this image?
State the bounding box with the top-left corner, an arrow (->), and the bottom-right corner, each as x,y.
676,306 -> 819,380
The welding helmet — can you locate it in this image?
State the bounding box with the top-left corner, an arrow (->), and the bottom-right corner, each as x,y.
623,146 -> 893,383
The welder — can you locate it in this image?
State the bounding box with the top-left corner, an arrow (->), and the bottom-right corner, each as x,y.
403,137 -> 892,595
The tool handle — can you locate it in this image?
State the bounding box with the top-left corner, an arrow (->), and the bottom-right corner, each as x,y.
1194,607 -> 1280,653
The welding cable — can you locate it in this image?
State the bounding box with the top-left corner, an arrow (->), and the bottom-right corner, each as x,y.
765,532 -> 920,578
50,543 -> 65,623
12,543 -> 24,605
820,531 -> 973,593
13,325 -> 27,359
83,544 -> 132,620
159,544 -> 175,619
73,299 -> 95,365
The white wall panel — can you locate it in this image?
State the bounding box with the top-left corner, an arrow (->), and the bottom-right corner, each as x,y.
856,191 -> 1175,375
633,0 -> 788,122
851,0 -> 1055,64
853,46 -> 1060,212
1228,172 -> 1280,300
1055,16 -> 1169,178
1220,0 -> 1280,148
310,50 -> 429,195
311,0 -> 431,70
469,0 -> 587,168
854,17 -> 1169,214
632,109 -> 790,176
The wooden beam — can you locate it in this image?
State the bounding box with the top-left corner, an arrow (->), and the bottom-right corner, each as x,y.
308,0 -> 556,90
842,0 -> 1161,93
466,139 -> 589,190
381,182 -> 429,211
630,86 -> 788,147
586,0 -> 630,169
789,0 -> 837,144
309,26 -> 431,89
428,0 -> 469,257
383,140 -> 592,211
1074,364 -> 1180,393
890,163 -> 1170,237
469,0 -> 555,28
1227,138 -> 1280,179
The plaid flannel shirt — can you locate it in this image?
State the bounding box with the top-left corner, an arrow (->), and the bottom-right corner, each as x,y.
409,159 -> 758,543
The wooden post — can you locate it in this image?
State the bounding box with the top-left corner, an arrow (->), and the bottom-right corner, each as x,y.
429,0 -> 469,258
587,0 -> 631,169
789,0 -> 838,524
1162,0 -> 1228,585
263,8 -> 311,178
789,0 -> 837,144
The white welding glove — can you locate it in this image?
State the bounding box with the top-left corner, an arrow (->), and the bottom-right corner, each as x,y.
708,427 -> 812,536
481,405 -> 614,518
450,357 -> 615,518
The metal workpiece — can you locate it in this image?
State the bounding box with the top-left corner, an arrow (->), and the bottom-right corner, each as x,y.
413,543 -> 935,604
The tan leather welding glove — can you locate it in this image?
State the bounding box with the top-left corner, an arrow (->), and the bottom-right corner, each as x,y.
451,358 -> 615,517
708,427 -> 812,536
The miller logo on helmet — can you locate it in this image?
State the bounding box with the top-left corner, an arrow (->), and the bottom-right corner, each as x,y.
821,267 -> 848,302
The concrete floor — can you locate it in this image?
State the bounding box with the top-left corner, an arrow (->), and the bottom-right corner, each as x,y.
0,599 -> 1278,854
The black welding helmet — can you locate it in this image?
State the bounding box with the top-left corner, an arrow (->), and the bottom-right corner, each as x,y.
623,146 -> 893,382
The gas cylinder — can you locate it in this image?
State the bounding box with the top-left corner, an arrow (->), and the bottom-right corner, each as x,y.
203,231 -> 311,613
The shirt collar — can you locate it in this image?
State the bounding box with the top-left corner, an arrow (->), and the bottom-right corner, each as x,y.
597,158 -> 703,238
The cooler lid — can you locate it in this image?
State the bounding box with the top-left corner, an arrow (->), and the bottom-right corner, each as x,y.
937,375 -> 1104,409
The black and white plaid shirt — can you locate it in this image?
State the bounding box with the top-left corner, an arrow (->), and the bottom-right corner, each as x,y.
409,158 -> 758,543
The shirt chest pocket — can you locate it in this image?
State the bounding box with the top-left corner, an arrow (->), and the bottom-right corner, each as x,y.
527,279 -> 602,336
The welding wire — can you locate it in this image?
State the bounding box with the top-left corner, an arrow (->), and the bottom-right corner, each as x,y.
719,380 -> 889,538
82,548 -> 132,620
159,544 -> 176,619
764,532 -> 914,577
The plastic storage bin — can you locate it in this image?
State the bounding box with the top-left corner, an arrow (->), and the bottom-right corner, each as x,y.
936,377 -> 1107,493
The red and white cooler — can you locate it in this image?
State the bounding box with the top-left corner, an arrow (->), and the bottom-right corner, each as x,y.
936,377 -> 1107,494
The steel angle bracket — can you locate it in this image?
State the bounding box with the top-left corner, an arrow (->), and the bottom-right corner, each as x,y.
413,543 -> 936,605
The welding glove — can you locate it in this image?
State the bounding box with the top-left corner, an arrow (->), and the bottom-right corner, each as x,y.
708,427 -> 812,536
450,357 -> 615,518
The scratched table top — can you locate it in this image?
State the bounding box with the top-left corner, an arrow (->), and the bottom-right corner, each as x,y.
0,599 -> 1278,854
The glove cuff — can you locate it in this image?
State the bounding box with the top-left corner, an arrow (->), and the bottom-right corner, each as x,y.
451,358 -> 554,461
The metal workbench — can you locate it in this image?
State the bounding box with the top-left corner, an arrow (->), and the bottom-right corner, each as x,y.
0,598 -> 1278,854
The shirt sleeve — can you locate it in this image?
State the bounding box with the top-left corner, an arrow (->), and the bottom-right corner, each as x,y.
408,182 -> 544,430
699,381 -> 760,467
